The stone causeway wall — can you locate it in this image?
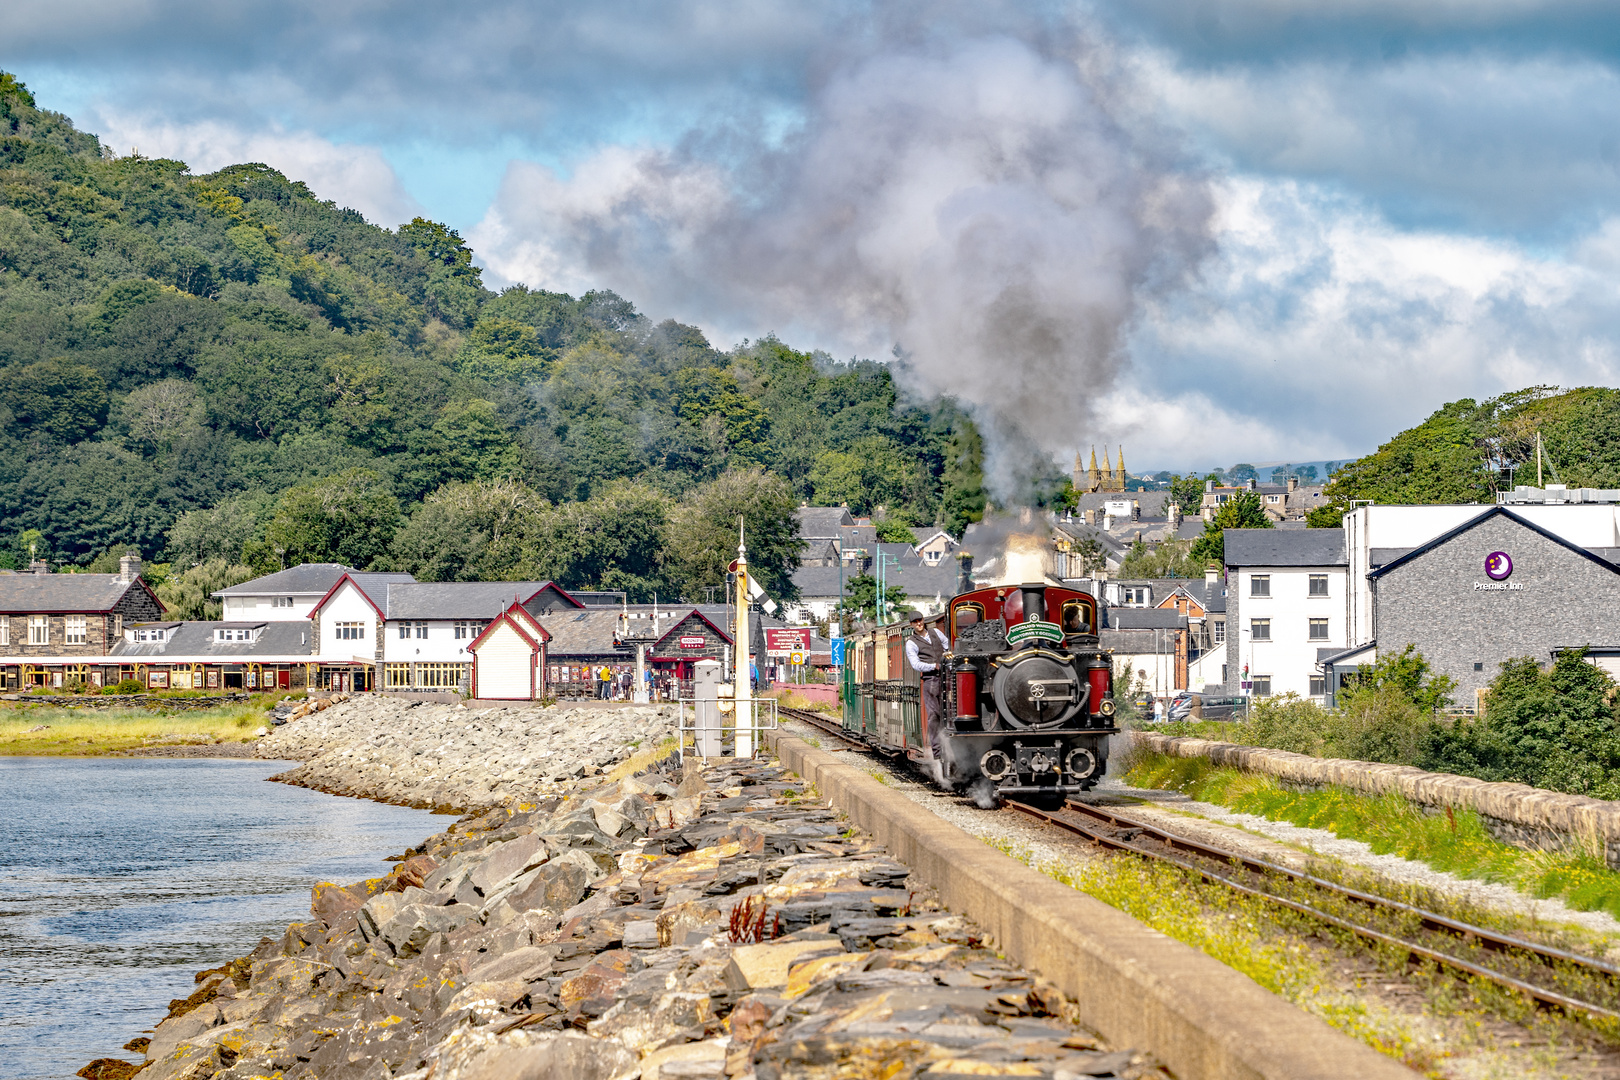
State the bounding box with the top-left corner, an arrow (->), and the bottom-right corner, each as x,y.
1130,730 -> 1620,868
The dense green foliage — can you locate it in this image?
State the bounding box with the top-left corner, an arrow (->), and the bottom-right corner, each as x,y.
1188,490 -> 1271,565
1166,646 -> 1620,799
1317,385 -> 1620,518
0,75 -> 985,596
1119,537 -> 1195,578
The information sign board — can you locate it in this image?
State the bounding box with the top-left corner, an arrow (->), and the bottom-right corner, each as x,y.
765,627 -> 812,657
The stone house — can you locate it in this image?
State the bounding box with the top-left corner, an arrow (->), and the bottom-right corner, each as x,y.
0,555 -> 163,688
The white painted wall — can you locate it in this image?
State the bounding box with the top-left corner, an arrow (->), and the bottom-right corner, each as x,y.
474,622 -> 534,699
222,594 -> 324,621
315,582 -> 378,662
381,619 -> 486,663
1234,565 -> 1345,701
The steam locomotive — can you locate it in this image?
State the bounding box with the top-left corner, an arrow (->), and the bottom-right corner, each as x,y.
841,580 -> 1117,801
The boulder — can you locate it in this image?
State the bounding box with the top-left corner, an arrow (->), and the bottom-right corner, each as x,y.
466,945 -> 556,985
145,1003 -> 220,1062
459,1033 -> 638,1080
467,833 -> 550,897
723,938 -> 846,991
377,903 -> 477,958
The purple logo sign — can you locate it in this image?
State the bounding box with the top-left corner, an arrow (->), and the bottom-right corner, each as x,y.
1485,551 -> 1513,581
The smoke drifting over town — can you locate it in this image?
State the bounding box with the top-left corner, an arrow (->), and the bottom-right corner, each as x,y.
475,11 -> 1214,500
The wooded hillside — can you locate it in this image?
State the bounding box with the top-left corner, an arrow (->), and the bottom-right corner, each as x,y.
0,74 -> 985,602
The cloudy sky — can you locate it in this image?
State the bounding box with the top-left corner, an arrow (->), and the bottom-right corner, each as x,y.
8,0 -> 1620,474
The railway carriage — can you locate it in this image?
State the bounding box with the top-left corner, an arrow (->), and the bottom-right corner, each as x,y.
841,581 -> 1118,800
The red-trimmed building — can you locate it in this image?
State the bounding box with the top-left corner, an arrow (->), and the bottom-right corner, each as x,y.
468,601 -> 552,700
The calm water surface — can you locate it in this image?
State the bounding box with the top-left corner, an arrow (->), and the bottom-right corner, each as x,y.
0,758 -> 443,1080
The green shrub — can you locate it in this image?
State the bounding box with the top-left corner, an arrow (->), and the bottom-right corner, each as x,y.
106,678 -> 146,695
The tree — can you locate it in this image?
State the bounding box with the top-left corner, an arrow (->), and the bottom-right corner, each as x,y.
1168,473 -> 1210,517
4,359 -> 109,443
455,317 -> 551,383
1323,398 -> 1496,506
667,468 -> 804,603
1227,463 -> 1258,482
392,478 -> 547,582
841,574 -> 908,623
1119,538 -> 1195,579
251,468 -> 400,571
1188,491 -> 1271,566
874,518 -> 918,544
154,558 -> 256,620
808,437 -> 919,518
166,494 -> 273,567
939,421 -> 986,537
529,480 -> 670,599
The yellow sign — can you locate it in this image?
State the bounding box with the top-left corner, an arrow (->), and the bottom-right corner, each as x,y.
790,651 -> 805,665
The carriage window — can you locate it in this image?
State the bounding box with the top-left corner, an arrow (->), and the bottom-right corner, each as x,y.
1002,591 -> 1024,622
1061,600 -> 1092,634
952,602 -> 983,634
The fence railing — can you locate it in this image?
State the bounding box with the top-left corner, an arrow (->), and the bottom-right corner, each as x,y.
675,697 -> 779,761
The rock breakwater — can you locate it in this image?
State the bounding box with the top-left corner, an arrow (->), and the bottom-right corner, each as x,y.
256,698 -> 680,812
101,757 -> 1160,1080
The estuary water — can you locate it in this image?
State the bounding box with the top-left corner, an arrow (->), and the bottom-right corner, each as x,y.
0,757 -> 442,1080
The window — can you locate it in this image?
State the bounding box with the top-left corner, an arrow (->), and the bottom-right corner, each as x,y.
65,616 -> 86,645
0,616 -> 8,646
1123,586 -> 1150,607
1473,662 -> 1484,672
1308,574 -> 1329,597
335,622 -> 365,640
1250,575 -> 1270,597
214,628 -> 256,642
385,663 -> 412,689
417,662 -> 468,689
1266,494 -> 1280,503
415,622 -> 428,639
396,621 -> 428,639
1252,675 -> 1272,696
133,628 -> 166,643
273,597 -> 294,609
1250,618 -> 1271,641
28,616 -> 48,645
454,621 -> 485,640
1308,618 -> 1329,640
1309,675 -> 1326,696
1212,621 -> 1226,645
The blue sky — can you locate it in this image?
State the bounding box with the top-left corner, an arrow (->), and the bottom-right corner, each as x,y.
8,0 -> 1620,475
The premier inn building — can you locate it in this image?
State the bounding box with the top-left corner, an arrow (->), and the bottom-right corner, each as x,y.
1224,492 -> 1620,709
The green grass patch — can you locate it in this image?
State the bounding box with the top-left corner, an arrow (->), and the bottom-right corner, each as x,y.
0,696 -> 287,755
1127,751 -> 1620,922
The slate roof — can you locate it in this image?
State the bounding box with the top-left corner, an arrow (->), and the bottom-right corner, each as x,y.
0,573 -> 153,613
1223,529 -> 1347,567
215,564 -> 354,597
795,507 -> 856,536
383,582 -> 557,620
540,610 -> 631,659
1101,629 -> 1178,654
1071,491 -> 1172,516
1106,608 -> 1186,630
109,621 -> 314,659
791,557 -> 962,601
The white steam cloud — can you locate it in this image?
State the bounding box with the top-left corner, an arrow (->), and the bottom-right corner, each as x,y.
473,24 -> 1214,499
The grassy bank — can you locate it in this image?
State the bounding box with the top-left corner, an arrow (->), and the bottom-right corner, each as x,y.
1126,750 -> 1620,920
0,696 -> 287,755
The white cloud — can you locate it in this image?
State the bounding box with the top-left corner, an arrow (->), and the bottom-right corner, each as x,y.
86,109 -> 424,228
1117,175 -> 1620,466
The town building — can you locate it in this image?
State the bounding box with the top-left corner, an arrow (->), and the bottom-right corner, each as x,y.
1200,478 -> 1328,523
468,601 -> 552,700
110,621 -> 313,691
215,564 -> 355,621
1221,529 -> 1348,701
0,555 -> 163,689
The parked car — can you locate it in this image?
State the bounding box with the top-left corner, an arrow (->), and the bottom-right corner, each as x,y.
1166,693 -> 1248,722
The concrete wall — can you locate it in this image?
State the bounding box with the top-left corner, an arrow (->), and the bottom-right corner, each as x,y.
1375,513 -> 1620,699
1133,730 -> 1620,867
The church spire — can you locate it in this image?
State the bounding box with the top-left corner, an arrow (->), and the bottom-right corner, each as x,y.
1087,447 -> 1101,493
1116,446 -> 1127,491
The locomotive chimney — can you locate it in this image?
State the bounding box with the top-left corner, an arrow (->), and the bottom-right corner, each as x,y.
1020,583 -> 1046,624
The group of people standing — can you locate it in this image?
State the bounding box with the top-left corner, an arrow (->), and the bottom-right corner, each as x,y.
591,666 -> 678,702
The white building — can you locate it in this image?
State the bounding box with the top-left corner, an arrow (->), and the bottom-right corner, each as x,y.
469,602 -> 552,700
1222,530 -> 1348,701
214,563 -> 369,621
307,573 -> 583,691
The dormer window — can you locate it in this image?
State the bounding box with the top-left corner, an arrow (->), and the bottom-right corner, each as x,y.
132,628 -> 166,643
214,627 -> 259,643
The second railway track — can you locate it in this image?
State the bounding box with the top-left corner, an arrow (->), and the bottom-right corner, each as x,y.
1007,796 -> 1620,1027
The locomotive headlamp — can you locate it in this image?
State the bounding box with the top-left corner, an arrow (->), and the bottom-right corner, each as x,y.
1066,747 -> 1100,779
1098,698 -> 1116,717
979,749 -> 1013,781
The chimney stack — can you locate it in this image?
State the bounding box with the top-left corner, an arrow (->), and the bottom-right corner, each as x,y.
1131,500 -> 1141,522
118,553 -> 141,584
1205,565 -> 1219,588
1168,501 -> 1183,529
1288,475 -> 1299,493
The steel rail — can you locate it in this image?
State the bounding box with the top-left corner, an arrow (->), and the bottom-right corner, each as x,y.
1005,798 -> 1620,1023
777,705 -> 871,752
1060,798 -> 1620,980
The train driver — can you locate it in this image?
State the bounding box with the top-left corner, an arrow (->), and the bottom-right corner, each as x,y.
905,614 -> 949,757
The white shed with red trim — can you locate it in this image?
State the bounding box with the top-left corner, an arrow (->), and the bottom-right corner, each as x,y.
469,602 -> 551,700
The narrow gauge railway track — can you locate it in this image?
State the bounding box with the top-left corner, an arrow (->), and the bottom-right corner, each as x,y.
1005,798 -> 1620,1025
778,705 -> 872,752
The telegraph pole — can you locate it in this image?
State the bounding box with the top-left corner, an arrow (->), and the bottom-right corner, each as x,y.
734,517 -> 753,757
